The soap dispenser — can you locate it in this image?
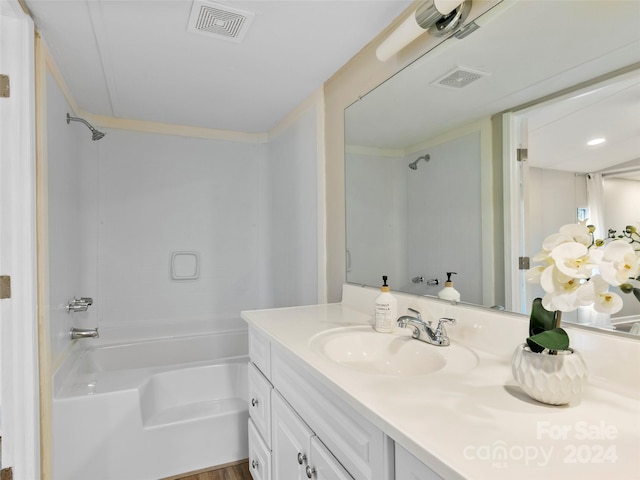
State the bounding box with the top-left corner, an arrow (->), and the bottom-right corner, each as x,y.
437,272 -> 460,302
375,275 -> 397,333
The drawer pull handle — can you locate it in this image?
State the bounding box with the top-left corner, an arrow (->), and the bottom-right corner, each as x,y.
251,398 -> 259,407
297,452 -> 307,465
252,459 -> 259,470
306,465 -> 315,478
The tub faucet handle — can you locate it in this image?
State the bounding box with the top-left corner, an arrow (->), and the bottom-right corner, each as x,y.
66,297 -> 93,312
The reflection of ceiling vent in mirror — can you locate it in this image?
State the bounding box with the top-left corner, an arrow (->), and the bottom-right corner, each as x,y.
432,67 -> 489,89
187,1 -> 254,43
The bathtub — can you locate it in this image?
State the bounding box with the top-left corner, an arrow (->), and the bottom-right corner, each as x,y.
52,327 -> 249,480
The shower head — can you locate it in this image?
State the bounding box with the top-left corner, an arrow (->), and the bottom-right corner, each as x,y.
92,129 -> 105,141
66,113 -> 106,141
409,154 -> 430,170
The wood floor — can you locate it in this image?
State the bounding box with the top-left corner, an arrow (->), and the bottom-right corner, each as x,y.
164,461 -> 252,480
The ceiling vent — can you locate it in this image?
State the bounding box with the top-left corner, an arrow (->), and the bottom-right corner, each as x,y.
187,1 -> 254,43
432,67 -> 489,89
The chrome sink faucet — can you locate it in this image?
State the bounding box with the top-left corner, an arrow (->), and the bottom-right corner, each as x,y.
396,308 -> 456,347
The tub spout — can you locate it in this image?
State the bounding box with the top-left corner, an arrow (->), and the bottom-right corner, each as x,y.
70,327 -> 99,340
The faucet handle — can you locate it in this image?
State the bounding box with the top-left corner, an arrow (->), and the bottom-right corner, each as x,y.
407,307 -> 422,319
435,317 -> 456,336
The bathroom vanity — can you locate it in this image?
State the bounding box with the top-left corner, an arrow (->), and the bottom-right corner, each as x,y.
242,284 -> 640,479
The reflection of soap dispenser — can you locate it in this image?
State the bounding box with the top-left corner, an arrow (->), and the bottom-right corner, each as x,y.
375,275 -> 397,333
438,272 -> 460,302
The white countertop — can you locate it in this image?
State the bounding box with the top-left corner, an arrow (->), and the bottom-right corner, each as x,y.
241,285 -> 640,479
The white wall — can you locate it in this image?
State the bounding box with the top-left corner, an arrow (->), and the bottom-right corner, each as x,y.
264,106 -> 319,308
603,176 -> 640,318
604,177 -> 640,230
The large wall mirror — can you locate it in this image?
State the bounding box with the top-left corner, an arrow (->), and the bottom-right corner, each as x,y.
345,0 -> 640,336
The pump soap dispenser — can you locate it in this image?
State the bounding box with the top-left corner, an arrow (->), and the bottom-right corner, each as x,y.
375,275 -> 397,333
437,272 -> 460,302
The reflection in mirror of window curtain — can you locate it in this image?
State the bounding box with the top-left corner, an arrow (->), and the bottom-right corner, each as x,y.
586,173 -> 605,234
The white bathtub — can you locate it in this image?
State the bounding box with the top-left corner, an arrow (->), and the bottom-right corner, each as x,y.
53,328 -> 249,480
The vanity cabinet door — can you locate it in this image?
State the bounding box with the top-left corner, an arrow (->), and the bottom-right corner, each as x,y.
249,419 -> 272,480
272,391 -> 313,480
248,362 -> 273,447
272,347 -> 393,480
395,444 -> 443,480
308,436 -> 354,480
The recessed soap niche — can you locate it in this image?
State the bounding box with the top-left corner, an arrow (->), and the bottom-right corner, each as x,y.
171,251 -> 200,280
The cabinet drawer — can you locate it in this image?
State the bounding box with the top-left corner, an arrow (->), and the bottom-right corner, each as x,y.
249,419 -> 272,480
395,445 -> 443,480
249,362 -> 273,447
272,347 -> 393,480
249,326 -> 271,378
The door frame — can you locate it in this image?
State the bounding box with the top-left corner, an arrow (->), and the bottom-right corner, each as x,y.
0,1 -> 40,478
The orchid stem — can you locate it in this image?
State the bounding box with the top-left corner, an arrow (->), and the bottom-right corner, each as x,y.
554,310 -> 562,329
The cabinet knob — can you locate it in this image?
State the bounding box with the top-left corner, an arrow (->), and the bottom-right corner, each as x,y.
297,452 -> 307,465
306,465 -> 315,478
251,398 -> 259,407
251,459 -> 259,470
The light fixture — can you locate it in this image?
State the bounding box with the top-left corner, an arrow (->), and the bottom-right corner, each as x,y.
587,137 -> 606,146
376,0 -> 471,61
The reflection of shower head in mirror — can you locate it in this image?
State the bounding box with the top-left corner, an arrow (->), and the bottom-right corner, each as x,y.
409,154 -> 430,170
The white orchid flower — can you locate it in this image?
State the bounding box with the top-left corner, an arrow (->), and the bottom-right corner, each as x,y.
539,265 -> 585,312
597,240 -> 640,286
549,241 -> 594,279
539,265 -> 579,294
576,275 -> 624,314
525,265 -> 545,284
558,223 -> 592,246
529,223 -> 638,314
541,232 -> 573,251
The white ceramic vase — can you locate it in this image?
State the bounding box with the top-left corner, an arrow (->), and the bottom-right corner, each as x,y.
511,344 -> 588,405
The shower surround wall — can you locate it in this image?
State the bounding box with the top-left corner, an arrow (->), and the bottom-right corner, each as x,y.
45,70 -> 321,365
46,71 -> 99,362
345,131 -> 483,302
97,131 -> 263,329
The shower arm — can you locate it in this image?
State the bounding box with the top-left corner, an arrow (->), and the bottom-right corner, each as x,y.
66,113 -> 106,140
409,154 -> 430,170
66,113 -> 93,129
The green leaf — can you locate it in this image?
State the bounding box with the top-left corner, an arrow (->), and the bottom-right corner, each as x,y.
529,298 -> 558,337
526,328 -> 570,353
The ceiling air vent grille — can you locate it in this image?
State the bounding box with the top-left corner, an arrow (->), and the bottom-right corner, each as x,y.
432,67 -> 489,89
187,1 -> 254,42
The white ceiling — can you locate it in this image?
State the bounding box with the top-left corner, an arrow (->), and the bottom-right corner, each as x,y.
525,73 -> 640,178
24,0 -> 413,133
345,0 -> 640,176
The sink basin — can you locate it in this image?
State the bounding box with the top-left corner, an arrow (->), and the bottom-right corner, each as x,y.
309,326 -> 478,376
